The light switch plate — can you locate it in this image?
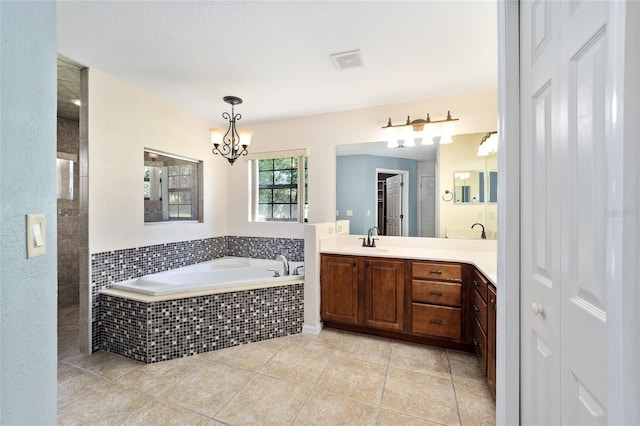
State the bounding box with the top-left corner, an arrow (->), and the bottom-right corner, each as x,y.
26,213 -> 46,258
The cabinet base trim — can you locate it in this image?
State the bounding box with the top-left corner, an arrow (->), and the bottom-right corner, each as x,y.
323,322 -> 474,353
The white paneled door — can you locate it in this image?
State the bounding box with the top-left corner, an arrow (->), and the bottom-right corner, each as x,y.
520,1 -> 609,424
386,174 -> 403,236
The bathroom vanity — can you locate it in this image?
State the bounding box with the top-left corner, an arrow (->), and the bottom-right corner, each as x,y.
319,237 -> 497,399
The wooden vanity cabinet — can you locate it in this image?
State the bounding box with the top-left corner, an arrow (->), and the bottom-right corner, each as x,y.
320,254 -> 404,331
320,254 -> 359,325
487,285 -> 497,399
362,257 -> 405,332
471,268 -> 489,374
410,261 -> 464,341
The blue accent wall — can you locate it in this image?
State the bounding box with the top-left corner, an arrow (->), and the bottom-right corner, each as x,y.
337,154 -> 418,236
1,1 -> 58,423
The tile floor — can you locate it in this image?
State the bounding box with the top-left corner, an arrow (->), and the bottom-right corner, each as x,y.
58,306 -> 495,425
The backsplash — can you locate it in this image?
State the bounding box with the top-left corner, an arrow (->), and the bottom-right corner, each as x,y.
91,235 -> 304,351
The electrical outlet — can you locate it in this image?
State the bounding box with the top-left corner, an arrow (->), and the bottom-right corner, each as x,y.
346,210 -> 353,217
366,210 -> 371,216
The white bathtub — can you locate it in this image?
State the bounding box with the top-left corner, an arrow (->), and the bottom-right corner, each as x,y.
110,257 -> 304,296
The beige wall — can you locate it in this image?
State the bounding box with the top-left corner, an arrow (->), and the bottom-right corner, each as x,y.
228,90 -> 498,239
439,132 -> 498,238
88,69 -> 227,253
87,70 -> 497,250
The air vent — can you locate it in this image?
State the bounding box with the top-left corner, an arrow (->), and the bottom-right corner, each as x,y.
330,49 -> 365,70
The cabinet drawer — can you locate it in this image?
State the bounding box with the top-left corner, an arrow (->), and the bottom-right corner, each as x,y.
472,317 -> 488,375
411,303 -> 461,340
472,288 -> 488,333
472,269 -> 488,302
412,262 -> 462,282
412,280 -> 461,307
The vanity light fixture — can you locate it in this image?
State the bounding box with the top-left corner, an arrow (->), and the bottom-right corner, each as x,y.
209,96 -> 253,165
382,110 -> 459,148
477,131 -> 498,157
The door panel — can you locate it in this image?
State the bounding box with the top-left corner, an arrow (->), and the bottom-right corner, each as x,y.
521,0 -> 609,423
386,175 -> 402,236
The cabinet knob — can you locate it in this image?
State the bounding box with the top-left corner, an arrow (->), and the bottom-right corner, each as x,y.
472,337 -> 480,347
473,304 -> 481,313
531,302 -> 544,316
473,280 -> 480,287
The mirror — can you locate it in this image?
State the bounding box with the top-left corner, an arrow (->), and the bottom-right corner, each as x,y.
144,149 -> 203,223
454,170 -> 484,203
336,132 -> 498,239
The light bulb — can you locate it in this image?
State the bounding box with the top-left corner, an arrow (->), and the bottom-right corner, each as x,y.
238,129 -> 253,146
385,127 -> 398,148
403,127 -> 415,147
421,125 -> 435,145
209,128 -> 224,146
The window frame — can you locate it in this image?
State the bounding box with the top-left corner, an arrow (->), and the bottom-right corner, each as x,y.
248,149 -> 309,223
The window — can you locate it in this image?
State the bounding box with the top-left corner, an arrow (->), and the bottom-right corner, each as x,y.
144,149 -> 203,223
249,151 -> 308,222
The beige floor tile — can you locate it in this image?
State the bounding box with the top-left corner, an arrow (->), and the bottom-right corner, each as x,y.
293,389 -> 379,426
215,374 -> 310,425
454,381 -> 496,426
316,354 -> 387,405
390,341 -> 451,379
63,350 -> 142,379
203,337 -> 288,371
116,356 -> 197,396
378,409 -> 444,425
57,380 -> 152,425
382,367 -> 460,425
448,350 -> 486,386
287,327 -> 345,351
260,342 -> 333,385
58,362 -> 112,410
334,332 -> 392,366
120,399 -> 211,425
160,362 -> 253,418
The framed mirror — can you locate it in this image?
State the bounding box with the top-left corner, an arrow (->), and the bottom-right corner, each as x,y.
144,149 -> 203,223
336,132 -> 498,239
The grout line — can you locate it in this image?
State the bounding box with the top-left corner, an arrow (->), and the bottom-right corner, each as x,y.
447,349 -> 465,426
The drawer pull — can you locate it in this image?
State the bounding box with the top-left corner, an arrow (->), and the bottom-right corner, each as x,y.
473,304 -> 481,313
473,337 -> 480,347
430,270 -> 443,275
429,319 -> 443,326
473,280 -> 481,287
429,291 -> 443,297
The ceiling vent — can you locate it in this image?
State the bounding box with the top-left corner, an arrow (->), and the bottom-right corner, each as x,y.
330,49 -> 365,70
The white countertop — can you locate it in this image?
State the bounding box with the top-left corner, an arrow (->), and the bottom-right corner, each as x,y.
320,235 -> 497,286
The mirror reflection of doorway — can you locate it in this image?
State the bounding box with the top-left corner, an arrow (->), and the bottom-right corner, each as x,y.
376,169 -> 408,236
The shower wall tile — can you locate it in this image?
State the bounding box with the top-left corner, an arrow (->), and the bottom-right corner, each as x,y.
227,236 -> 304,261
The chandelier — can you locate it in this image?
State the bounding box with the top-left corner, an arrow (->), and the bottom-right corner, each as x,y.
382,110 -> 459,148
209,96 -> 253,165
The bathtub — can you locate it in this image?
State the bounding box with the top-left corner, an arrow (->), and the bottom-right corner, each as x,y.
110,256 -> 304,296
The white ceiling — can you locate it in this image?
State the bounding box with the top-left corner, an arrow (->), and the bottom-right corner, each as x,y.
56,1 -> 497,125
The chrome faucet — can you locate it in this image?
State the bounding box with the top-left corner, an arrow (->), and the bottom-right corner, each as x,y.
471,223 -> 487,239
276,254 -> 290,275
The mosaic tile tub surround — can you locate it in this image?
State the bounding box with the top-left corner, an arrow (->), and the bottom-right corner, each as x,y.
100,284 -> 304,363
91,235 -> 304,358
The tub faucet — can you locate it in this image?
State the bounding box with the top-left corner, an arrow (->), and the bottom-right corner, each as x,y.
276,254 -> 290,276
471,223 -> 487,239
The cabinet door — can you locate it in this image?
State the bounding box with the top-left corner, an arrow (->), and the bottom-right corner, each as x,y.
487,285 -> 496,399
320,255 -> 359,325
363,258 -> 405,331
